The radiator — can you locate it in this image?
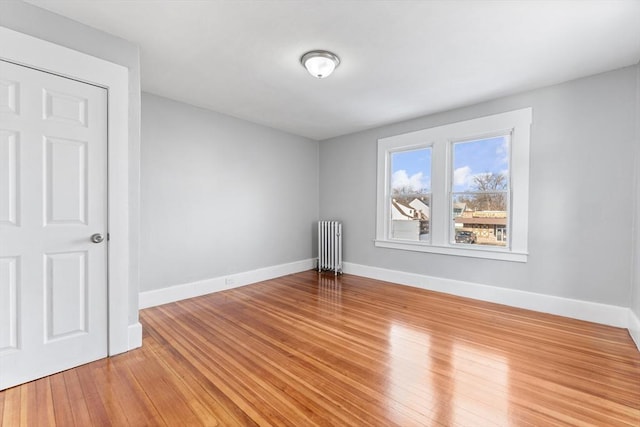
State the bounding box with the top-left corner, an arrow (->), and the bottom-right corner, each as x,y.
318,220 -> 342,275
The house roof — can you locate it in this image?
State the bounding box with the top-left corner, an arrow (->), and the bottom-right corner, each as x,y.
408,199 -> 430,219
391,200 -> 414,219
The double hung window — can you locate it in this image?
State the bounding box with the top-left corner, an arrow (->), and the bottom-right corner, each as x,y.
376,108 -> 532,262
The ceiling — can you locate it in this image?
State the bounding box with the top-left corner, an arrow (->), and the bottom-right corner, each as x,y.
24,0 -> 640,141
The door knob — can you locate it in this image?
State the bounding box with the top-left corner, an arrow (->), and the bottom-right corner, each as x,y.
91,233 -> 104,244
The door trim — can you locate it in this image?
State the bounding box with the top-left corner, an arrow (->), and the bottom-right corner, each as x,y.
0,26 -> 135,355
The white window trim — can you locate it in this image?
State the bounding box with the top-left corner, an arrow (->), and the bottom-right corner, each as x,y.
376,108 -> 532,262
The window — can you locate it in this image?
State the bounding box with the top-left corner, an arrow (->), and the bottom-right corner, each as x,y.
452,135 -> 509,248
376,108 -> 532,262
389,147 -> 431,242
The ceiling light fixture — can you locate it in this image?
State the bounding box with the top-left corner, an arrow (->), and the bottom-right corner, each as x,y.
300,50 -> 340,79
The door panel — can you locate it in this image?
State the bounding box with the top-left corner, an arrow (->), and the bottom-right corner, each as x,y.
45,136 -> 88,225
45,251 -> 88,340
43,89 -> 88,126
0,257 -> 18,352
0,129 -> 19,226
0,60 -> 108,390
0,78 -> 19,114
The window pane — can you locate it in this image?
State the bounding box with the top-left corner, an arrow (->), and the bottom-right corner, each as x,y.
452,136 -> 509,193
452,135 -> 510,247
391,194 -> 430,241
390,147 -> 431,242
452,193 -> 508,247
391,148 -> 431,194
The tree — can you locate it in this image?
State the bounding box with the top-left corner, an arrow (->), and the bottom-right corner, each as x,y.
458,172 -> 507,211
472,172 -> 507,192
392,185 -> 430,195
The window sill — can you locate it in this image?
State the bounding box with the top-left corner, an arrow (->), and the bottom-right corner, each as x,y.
374,239 -> 528,263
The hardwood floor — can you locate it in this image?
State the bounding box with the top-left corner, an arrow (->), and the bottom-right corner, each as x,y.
1,270 -> 639,426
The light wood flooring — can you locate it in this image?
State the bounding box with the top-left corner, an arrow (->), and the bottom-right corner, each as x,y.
1,271 -> 639,426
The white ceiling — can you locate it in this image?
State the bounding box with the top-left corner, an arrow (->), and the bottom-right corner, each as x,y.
24,0 -> 640,140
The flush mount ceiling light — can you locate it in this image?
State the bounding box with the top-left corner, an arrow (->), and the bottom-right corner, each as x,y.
300,50 -> 340,79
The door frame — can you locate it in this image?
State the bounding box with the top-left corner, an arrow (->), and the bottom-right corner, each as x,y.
0,26 -> 133,355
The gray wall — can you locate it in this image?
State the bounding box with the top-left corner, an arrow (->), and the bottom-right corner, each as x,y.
0,0 -> 141,325
633,63 -> 640,324
320,65 -> 639,307
4,0 -> 638,323
140,93 -> 319,292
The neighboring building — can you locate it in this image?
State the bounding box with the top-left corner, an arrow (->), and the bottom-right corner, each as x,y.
391,198 -> 430,241
409,198 -> 430,221
391,199 -> 416,220
393,199 -> 505,245
452,202 -> 467,218
454,210 -> 507,246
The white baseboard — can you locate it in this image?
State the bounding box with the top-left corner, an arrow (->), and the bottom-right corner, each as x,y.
629,310 -> 640,351
139,259 -> 315,309
343,262 -> 630,329
127,322 -> 143,350
137,258 -> 639,352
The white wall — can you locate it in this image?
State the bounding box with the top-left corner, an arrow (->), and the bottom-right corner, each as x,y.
140,93 -> 318,292
320,66 -> 638,308
0,0 -> 141,327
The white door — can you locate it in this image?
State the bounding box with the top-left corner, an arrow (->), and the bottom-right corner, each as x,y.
0,60 -> 108,390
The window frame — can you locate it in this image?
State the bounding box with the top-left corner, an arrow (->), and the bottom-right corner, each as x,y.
375,108 -> 532,262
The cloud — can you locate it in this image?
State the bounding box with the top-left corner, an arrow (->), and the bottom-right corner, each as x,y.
453,166 -> 473,188
496,137 -> 509,165
392,170 -> 429,192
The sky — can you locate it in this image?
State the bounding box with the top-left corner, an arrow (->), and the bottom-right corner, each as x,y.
391,147 -> 431,192
391,135 -> 509,193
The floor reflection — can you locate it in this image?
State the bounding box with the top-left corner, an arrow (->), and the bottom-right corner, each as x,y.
316,273 -> 342,314
387,322 -> 437,425
387,322 -> 510,426
451,341 -> 509,425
